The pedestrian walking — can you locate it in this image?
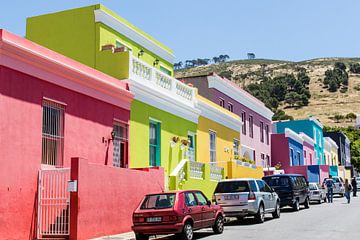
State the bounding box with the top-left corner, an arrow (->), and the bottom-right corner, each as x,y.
325,175 -> 334,203
344,179 -> 352,204
351,177 -> 357,197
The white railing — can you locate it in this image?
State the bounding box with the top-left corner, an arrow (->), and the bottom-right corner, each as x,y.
130,56 -> 196,104
170,159 -> 187,186
189,161 -> 204,179
210,165 -> 223,181
235,160 -> 257,169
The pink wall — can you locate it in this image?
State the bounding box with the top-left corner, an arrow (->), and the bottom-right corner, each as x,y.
70,158 -> 164,240
320,165 -> 330,183
283,165 -> 308,178
303,141 -> 315,165
271,134 -> 289,168
0,66 -> 131,239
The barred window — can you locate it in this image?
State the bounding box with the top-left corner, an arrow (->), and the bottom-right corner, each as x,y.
41,100 -> 65,167
113,122 -> 128,168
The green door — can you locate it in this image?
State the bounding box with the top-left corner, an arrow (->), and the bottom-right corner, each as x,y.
149,121 -> 161,166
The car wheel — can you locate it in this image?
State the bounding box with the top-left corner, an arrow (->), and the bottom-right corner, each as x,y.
293,199 -> 300,211
304,197 -> 310,209
179,222 -> 193,240
212,215 -> 224,234
272,201 -> 280,219
318,199 -> 322,204
255,203 -> 265,223
135,233 -> 149,240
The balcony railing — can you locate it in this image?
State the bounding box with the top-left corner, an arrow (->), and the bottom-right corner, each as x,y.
235,160 -> 257,169
130,56 -> 196,105
189,161 -> 204,179
210,165 -> 223,181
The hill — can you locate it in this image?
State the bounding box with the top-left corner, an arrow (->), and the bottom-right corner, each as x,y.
175,58 -> 360,127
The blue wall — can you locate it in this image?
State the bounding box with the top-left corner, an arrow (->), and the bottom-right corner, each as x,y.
275,119 -> 324,165
329,166 -> 338,177
288,138 -> 304,166
307,165 -> 320,183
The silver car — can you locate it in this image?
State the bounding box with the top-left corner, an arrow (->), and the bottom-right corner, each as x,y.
356,177 -> 360,190
323,176 -> 345,196
212,178 -> 280,223
309,183 -> 326,204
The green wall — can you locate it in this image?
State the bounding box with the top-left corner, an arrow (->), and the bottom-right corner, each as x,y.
129,100 -> 197,177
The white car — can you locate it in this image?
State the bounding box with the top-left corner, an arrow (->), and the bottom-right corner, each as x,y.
309,183 -> 326,204
322,177 -> 345,196
356,177 -> 360,190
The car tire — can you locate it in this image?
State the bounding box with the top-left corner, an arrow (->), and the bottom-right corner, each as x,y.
255,203 -> 265,224
317,199 -> 322,204
304,197 -> 310,209
135,233 -> 149,240
178,222 -> 194,240
293,199 -> 300,211
272,201 -> 280,219
212,215 -> 224,234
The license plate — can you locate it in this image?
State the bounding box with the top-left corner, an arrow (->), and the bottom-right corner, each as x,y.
146,217 -> 162,223
224,195 -> 239,200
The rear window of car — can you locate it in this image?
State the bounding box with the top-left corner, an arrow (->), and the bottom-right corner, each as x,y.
140,194 -> 176,209
309,184 -> 317,190
264,176 -> 291,187
214,181 -> 250,193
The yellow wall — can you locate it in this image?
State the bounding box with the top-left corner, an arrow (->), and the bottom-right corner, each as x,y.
330,147 -> 338,166
197,115 -> 240,177
227,161 -> 264,179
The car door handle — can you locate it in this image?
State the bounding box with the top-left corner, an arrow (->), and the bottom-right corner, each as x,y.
201,207 -> 205,211
188,208 -> 192,213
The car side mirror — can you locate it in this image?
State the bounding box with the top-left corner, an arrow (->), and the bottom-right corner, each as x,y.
206,200 -> 211,206
271,188 -> 276,193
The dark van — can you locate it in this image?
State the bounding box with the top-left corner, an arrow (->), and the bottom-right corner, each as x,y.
262,174 -> 310,211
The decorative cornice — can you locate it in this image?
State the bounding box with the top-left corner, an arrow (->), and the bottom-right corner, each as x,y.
0,29 -> 133,109
207,74 -> 273,120
299,132 -> 315,145
94,9 -> 175,63
309,117 -> 323,129
197,97 -> 242,132
324,137 -> 338,149
127,78 -> 200,123
285,128 -> 304,144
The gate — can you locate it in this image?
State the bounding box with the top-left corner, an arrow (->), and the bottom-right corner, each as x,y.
37,168 -> 70,239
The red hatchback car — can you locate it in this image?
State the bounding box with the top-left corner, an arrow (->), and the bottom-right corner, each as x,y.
132,190 -> 224,240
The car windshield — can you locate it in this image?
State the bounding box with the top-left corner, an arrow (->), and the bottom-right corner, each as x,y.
264,177 -> 291,187
214,181 -> 250,193
140,194 -> 176,210
309,184 -> 318,190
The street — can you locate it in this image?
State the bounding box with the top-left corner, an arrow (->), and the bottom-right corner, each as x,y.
158,195 -> 360,240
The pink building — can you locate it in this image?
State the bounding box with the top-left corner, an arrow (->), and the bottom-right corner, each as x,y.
180,73 -> 274,167
299,132 -> 315,165
0,30 -> 164,240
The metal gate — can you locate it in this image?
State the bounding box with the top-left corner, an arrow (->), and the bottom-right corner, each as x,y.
37,168 -> 70,239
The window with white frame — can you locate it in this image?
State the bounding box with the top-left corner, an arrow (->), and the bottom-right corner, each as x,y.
228,102 -> 233,112
113,122 -> 128,168
219,98 -> 225,108
290,148 -> 294,166
241,111 -> 246,135
233,139 -> 240,158
260,121 -> 264,143
261,153 -> 265,167
266,155 -> 270,168
297,151 -> 301,166
249,116 -> 254,138
209,131 -> 217,163
41,100 -> 65,167
265,125 -> 269,145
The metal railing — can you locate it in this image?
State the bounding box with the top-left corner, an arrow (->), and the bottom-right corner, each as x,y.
189,161 -> 204,179
210,165 -> 223,181
235,160 -> 257,169
130,56 -> 196,104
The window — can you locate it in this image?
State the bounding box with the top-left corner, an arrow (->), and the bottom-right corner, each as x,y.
187,132 -> 196,161
290,148 -> 294,166
115,40 -> 131,51
241,111 -> 246,135
266,155 -> 270,168
214,181 -> 250,193
140,194 -> 175,209
194,192 -> 208,206
313,128 -> 317,143
249,180 -> 258,192
309,153 -> 313,164
185,192 -> 198,207
228,102 -> 233,112
149,121 -> 161,166
219,98 -> 225,108
233,139 -> 240,158
160,66 -> 171,76
304,150 -> 307,159
297,151 -> 301,166
113,122 -> 128,168
260,121 -> 264,143
256,180 -> 267,192
261,153 -> 265,167
41,100 -> 65,167
265,125 -> 269,145
249,116 -> 254,138
209,131 -> 217,163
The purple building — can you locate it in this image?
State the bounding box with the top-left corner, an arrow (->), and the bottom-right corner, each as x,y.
180,73 -> 274,167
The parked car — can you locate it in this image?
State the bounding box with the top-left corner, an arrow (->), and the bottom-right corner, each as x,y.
262,174 -> 310,211
322,176 -> 345,196
212,178 -> 281,224
132,190 -> 224,240
356,177 -> 360,190
308,183 -> 327,204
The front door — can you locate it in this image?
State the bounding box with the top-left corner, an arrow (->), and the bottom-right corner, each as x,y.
187,133 -> 196,162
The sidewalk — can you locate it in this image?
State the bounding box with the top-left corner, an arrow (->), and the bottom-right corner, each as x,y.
91,232 -> 135,240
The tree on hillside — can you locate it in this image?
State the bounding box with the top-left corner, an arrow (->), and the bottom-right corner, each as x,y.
334,114 -> 345,123
350,63 -> 360,74
346,112 -> 357,122
272,109 -> 294,121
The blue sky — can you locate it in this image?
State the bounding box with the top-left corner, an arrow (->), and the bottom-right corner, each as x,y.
1,0 -> 360,62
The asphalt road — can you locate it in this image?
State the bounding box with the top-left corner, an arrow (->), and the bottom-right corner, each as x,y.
159,195 -> 360,240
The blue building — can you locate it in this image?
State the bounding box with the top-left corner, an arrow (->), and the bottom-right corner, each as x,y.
274,117 -> 324,165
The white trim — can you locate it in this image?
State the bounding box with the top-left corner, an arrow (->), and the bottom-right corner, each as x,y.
42,97 -> 67,106
94,9 -> 175,63
149,117 -> 162,123
299,132 -> 315,145
128,78 -> 200,123
207,75 -> 273,120
309,117 -> 324,129
198,99 -> 242,132
285,128 -> 304,144
324,137 -> 338,149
